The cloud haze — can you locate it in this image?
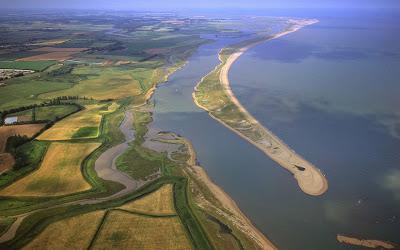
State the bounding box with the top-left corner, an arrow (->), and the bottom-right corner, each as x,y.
1,0 -> 399,10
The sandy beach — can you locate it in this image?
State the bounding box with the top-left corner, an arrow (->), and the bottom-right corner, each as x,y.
337,234 -> 397,249
193,19 -> 328,196
181,138 -> 277,250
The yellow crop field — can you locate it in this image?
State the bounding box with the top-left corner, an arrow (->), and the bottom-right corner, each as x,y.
37,104 -> 114,140
0,142 -> 100,197
23,211 -> 105,250
0,124 -> 45,152
92,210 -> 192,250
120,184 -> 175,215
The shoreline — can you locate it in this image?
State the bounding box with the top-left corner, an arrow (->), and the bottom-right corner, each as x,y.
337,234 -> 397,249
181,138 -> 277,250
193,19 -> 328,196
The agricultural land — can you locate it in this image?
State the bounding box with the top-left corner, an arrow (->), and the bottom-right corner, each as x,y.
0,10 -> 281,250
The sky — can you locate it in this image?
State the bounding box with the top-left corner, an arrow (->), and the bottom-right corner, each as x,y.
0,0 -> 399,10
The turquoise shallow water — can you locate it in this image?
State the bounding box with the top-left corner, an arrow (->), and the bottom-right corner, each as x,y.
150,9 -> 400,250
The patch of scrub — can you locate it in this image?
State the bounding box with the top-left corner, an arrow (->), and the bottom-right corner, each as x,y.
115,146 -> 160,181
72,127 -> 98,138
0,124 -> 46,153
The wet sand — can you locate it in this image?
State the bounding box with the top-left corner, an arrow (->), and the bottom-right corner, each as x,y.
337,234 -> 397,249
193,19 -> 328,196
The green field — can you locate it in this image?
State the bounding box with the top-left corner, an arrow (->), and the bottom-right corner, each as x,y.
0,79 -> 73,110
35,105 -> 79,121
6,105 -> 79,122
0,61 -> 56,71
71,126 -> 98,138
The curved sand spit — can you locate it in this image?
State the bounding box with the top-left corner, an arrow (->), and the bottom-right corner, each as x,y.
194,19 -> 328,196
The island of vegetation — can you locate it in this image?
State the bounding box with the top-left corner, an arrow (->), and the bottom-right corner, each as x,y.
193,18 -> 328,196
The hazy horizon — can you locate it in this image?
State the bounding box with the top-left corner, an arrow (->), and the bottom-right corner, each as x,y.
0,0 -> 399,10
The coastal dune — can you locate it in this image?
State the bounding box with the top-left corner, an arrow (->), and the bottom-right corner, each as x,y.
194,19 -> 328,196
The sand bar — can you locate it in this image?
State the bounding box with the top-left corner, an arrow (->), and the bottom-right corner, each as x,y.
193,19 -> 328,196
337,234 -> 397,249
